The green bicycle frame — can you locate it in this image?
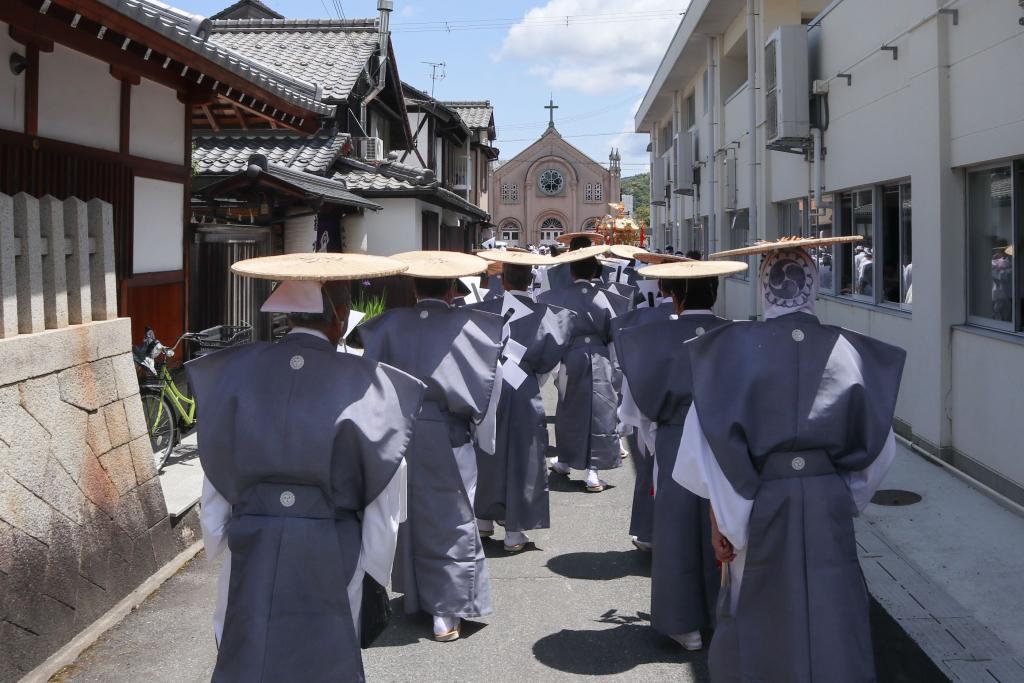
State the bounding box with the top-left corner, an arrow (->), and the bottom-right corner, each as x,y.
154,364 -> 196,430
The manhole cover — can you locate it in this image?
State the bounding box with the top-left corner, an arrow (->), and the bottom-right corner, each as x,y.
871,489 -> 922,506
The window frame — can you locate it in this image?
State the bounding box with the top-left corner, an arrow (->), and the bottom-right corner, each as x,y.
878,182 -> 913,312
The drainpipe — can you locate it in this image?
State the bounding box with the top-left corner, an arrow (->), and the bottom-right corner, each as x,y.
811,127 -> 823,218
746,0 -> 759,319
707,36 -> 717,256
672,90 -> 681,249
360,0 -> 394,137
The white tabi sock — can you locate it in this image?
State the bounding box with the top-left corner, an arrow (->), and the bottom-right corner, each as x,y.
551,461 -> 571,475
433,614 -> 459,635
477,518 -> 494,533
585,467 -> 601,488
504,530 -> 530,547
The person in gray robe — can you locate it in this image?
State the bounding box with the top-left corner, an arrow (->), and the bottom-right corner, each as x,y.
673,242 -> 906,683
618,266 -> 741,651
355,252 -> 503,642
543,233 -> 602,293
540,247 -> 630,492
189,257 -> 425,683
469,256 -> 574,551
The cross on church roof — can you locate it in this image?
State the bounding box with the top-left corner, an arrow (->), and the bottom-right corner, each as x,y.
545,96 -> 558,128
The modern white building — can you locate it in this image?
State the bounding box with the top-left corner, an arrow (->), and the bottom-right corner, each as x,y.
636,0 -> 1024,504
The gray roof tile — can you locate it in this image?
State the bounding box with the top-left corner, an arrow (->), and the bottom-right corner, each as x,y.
210,19 -> 380,101
193,133 -> 347,175
443,101 -> 494,131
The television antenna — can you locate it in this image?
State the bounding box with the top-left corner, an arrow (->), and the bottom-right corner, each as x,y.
421,61 -> 446,97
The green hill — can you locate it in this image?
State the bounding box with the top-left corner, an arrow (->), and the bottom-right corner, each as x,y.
620,172 -> 650,226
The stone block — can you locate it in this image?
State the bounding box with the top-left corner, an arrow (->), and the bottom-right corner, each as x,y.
0,620 -> 45,678
112,489 -> 147,539
103,400 -> 132,449
138,477 -> 168,530
111,352 -> 140,400
64,196 -> 91,326
99,444 -> 136,495
87,199 -> 117,322
149,517 -> 180,567
13,192 -> 44,335
0,403 -> 52,500
129,435 -> 158,485
41,513 -> 80,608
124,393 -> 150,441
58,357 -> 118,411
78,449 -> 120,518
20,375 -> 89,482
0,318 -> 131,387
86,410 -> 112,456
41,456 -> 86,525
0,192 -> 16,339
77,503 -> 113,590
0,471 -> 54,542
73,573 -> 110,629
0,518 -> 14,574
39,195 -> 69,330
127,532 -> 158,588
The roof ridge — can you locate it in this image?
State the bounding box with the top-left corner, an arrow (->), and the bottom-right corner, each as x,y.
210,17 -> 378,30
442,100 -> 491,106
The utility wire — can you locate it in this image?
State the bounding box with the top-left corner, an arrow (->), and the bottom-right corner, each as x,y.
390,11 -> 684,33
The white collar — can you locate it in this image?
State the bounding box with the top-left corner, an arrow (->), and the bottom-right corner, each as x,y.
288,327 -> 329,342
656,296 -> 673,305
680,309 -> 714,316
507,289 -> 531,297
573,279 -> 590,284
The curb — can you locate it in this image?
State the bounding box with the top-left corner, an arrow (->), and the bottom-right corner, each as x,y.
19,540 -> 205,683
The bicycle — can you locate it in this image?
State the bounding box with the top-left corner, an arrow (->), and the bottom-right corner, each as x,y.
133,324 -> 251,470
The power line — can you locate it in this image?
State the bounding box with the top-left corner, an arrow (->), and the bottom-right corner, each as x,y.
497,130 -> 645,143
390,10 -> 685,34
499,93 -> 642,130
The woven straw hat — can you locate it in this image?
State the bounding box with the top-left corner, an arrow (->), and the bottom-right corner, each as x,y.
711,235 -> 863,259
608,244 -> 647,260
477,249 -> 557,266
634,252 -> 693,265
555,231 -> 606,246
551,244 -> 611,263
391,250 -> 489,278
231,252 -> 409,282
638,260 -> 748,279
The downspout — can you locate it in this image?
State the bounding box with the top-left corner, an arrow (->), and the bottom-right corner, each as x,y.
811,127 -> 822,218
672,90 -> 681,250
360,0 -> 394,137
707,36 -> 718,257
746,0 -> 759,319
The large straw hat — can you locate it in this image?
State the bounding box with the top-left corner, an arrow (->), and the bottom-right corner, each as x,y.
710,235 -> 863,259
231,252 -> 409,281
477,249 -> 556,266
638,260 -> 748,279
555,232 -> 606,246
608,244 -> 647,260
390,250 -> 489,278
634,252 -> 693,265
551,244 -> 610,263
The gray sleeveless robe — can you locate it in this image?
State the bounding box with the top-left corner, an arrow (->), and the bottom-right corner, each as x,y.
688,312 -> 905,683
538,283 -> 631,470
357,300 -> 502,619
468,295 -> 574,532
610,301 -> 677,545
186,334 -> 425,683
619,314 -> 727,637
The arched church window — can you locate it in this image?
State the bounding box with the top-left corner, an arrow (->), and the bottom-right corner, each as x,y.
582,218 -> 598,231
500,221 -> 521,246
539,217 -> 564,244
538,169 -> 565,196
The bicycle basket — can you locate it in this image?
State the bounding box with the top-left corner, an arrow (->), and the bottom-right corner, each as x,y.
193,325 -> 253,357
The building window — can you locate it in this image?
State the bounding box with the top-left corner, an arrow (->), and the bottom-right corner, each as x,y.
779,198 -> 811,238
812,193 -> 836,292
728,210 -> 750,273
582,218 -> 598,231
686,93 -> 696,129
500,183 -> 519,203
967,163 -> 1019,329
501,229 -> 520,245
539,217 -> 564,244
584,183 -> 604,202
881,183 -> 913,307
837,189 -> 875,298
594,183 -> 603,202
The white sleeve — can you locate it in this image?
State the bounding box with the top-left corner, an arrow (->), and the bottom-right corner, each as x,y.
473,363 -> 502,456
345,460 -> 408,635
200,476 -> 231,645
843,428 -> 897,513
617,377 -> 657,455
672,405 -> 754,551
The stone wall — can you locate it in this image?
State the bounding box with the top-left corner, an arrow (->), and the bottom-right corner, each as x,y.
0,318 -> 194,681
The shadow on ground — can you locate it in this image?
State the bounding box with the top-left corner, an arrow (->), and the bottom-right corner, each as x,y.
545,549 -> 651,580
532,609 -> 710,678
370,598 -> 490,649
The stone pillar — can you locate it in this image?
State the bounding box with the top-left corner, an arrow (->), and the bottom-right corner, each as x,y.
0,194 -> 16,338
39,195 -> 69,330
64,197 -> 92,326
87,199 -> 117,321
13,193 -> 44,335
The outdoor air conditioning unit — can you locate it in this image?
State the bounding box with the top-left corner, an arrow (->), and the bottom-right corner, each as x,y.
723,156 -> 737,210
674,132 -> 694,195
651,157 -> 666,206
765,26 -> 809,147
360,137 -> 385,161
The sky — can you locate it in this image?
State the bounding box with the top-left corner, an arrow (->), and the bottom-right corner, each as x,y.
173,0 -> 690,179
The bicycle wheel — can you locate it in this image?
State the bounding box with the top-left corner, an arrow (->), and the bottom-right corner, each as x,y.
140,391 -> 176,471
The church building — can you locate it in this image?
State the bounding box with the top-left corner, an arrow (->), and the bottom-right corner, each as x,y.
490,100 -> 621,247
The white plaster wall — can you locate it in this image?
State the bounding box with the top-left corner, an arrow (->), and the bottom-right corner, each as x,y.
132,178 -> 183,273
284,215 -> 316,254
129,78 -> 184,165
38,44 -> 119,152
346,199 -> 421,255
0,22 -> 26,133
951,330 -> 1024,489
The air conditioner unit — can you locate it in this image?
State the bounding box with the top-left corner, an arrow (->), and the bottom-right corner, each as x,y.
765,26 -> 809,147
359,137 -> 385,161
723,156 -> 737,210
651,157 -> 665,206
674,132 -> 694,195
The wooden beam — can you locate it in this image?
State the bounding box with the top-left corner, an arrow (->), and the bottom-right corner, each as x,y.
230,103 -> 248,130
24,44 -> 39,136
8,24 -> 53,51
200,104 -> 219,132
119,78 -> 131,154
222,95 -> 301,133
110,64 -> 141,85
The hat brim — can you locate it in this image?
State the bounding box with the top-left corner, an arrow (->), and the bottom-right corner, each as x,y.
391,250 -> 489,278
710,235 -> 863,259
634,252 -> 693,264
551,244 -> 610,264
231,253 -> 409,281
637,260 -> 748,279
476,249 -> 556,266
555,232 -> 606,246
608,244 -> 647,260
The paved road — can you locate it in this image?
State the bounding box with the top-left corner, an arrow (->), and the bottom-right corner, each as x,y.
57,387 -> 709,682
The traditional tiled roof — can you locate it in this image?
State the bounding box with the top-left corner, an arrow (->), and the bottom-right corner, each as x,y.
209,18 -> 380,102
263,164 -> 381,210
443,101 -> 494,132
211,0 -> 284,21
193,133 -> 347,175
98,0 -> 334,117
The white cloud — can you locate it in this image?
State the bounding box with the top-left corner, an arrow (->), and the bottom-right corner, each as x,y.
497,0 -> 687,96
398,4 -> 416,17
608,98 -> 652,174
